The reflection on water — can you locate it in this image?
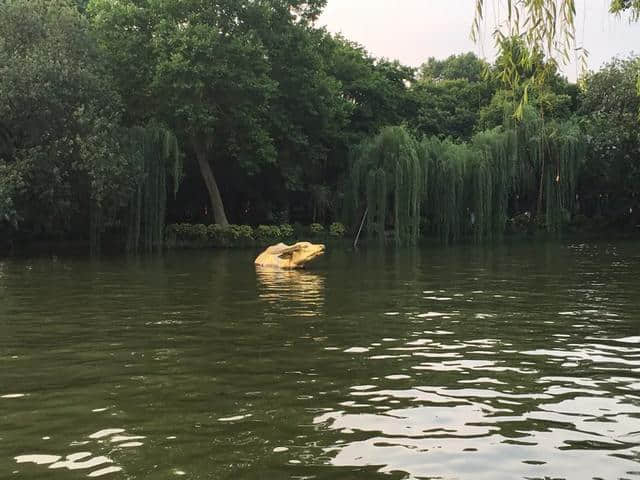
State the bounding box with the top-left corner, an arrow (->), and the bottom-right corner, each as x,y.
1,242 -> 640,479
256,267 -> 325,317
13,427 -> 145,477
313,326 -> 640,479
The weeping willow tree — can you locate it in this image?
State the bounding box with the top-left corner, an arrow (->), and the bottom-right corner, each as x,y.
89,125 -> 181,253
125,125 -> 182,253
529,118 -> 582,231
504,105 -> 583,231
350,111 -> 585,245
469,127 -> 517,240
349,126 -> 422,245
421,137 -> 468,243
420,131 -> 518,244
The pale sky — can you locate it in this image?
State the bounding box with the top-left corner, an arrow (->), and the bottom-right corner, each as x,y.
319,0 -> 640,81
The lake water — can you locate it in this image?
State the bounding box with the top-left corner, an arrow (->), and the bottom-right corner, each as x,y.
1,241 -> 640,479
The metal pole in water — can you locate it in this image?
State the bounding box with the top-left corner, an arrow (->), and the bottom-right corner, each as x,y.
353,208 -> 368,249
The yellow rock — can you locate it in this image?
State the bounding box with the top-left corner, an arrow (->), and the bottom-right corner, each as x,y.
254,242 -> 325,269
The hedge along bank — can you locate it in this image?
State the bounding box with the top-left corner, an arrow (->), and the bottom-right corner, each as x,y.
165,223 -> 347,248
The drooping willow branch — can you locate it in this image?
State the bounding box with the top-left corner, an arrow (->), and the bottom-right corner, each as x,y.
472,0 -> 639,114
126,125 -> 182,253
348,109 -> 585,244
349,126 -> 422,246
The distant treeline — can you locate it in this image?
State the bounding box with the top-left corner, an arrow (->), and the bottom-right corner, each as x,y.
1,0 -> 639,252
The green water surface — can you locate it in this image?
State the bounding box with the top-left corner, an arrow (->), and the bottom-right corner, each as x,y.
1,241 -> 639,479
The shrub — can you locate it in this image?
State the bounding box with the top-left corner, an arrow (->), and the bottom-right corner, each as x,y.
167,223 -> 311,248
513,212 -> 531,227
310,223 -> 325,235
166,223 -> 208,244
279,223 -> 294,238
183,223 -> 207,241
329,222 -> 346,238
235,225 -> 254,241
256,225 -> 282,243
207,224 -> 225,243
226,224 -> 254,246
207,224 -> 254,246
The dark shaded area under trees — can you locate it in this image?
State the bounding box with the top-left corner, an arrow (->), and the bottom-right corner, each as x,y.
1,0 -> 639,252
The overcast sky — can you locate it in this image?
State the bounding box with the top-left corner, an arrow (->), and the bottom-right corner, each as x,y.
319,0 -> 639,81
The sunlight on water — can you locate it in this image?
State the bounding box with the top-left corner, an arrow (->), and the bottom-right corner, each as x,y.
217,414 -> 253,422
15,454 -> 61,465
13,428 -> 145,477
314,320 -> 640,478
88,466 -> 124,477
88,429 -> 125,439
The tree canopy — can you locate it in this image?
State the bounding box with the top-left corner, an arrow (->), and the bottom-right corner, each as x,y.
0,0 -> 128,240
1,0 -> 639,251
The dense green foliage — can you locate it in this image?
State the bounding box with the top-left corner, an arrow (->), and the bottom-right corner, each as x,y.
0,0 -> 182,251
349,127 -> 422,245
348,110 -> 584,245
1,0 -> 638,252
411,53 -> 497,140
124,126 -> 182,253
166,222 -> 345,248
577,57 -> 640,228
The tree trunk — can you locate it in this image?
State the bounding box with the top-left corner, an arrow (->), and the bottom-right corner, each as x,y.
193,141 -> 229,226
